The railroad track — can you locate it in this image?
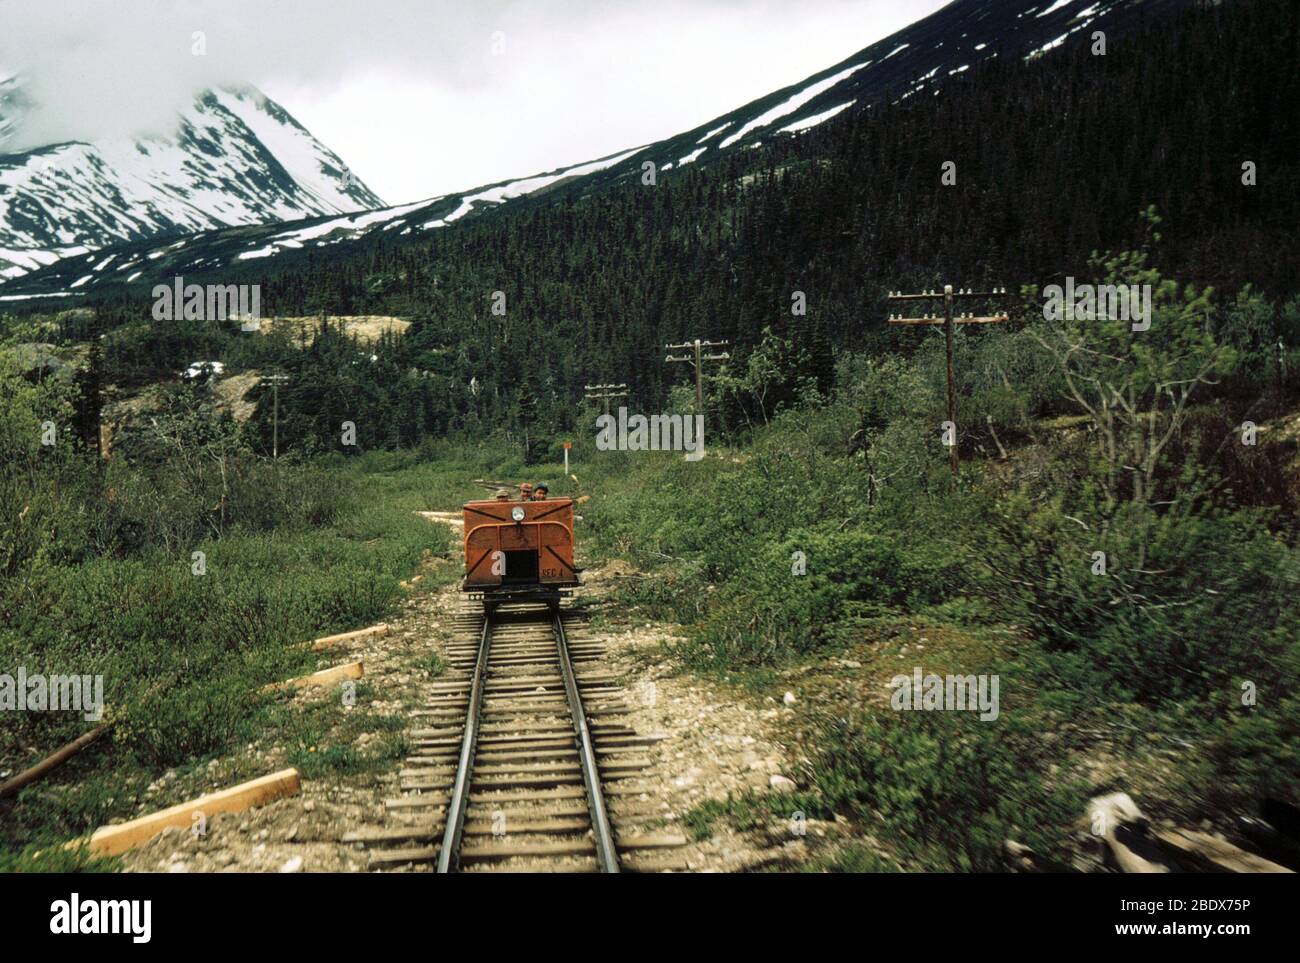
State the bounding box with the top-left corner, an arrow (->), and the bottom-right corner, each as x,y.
345,602 -> 688,872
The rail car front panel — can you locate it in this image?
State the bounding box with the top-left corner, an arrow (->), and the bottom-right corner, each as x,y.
462,499 -> 579,589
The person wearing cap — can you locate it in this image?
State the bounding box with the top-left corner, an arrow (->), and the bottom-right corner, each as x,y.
519,482 -> 533,501
532,483 -> 550,500
494,488 -> 510,501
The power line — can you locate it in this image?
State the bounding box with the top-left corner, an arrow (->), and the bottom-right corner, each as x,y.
583,383 -> 628,416
263,373 -> 290,459
887,285 -> 1010,476
664,339 -> 730,417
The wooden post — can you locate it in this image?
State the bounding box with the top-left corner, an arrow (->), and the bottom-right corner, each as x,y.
264,372 -> 290,459
665,337 -> 728,457
886,286 -> 1011,477
665,339 -> 730,444
692,339 -> 704,416
583,384 -> 627,417
943,285 -> 958,477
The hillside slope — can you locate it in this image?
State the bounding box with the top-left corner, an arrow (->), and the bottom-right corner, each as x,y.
1,0 -> 1196,297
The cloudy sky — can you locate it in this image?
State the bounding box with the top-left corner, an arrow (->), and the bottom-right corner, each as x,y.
0,0 -> 947,205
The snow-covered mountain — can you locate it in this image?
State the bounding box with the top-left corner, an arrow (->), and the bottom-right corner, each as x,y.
2,0 -> 1192,299
0,79 -> 384,282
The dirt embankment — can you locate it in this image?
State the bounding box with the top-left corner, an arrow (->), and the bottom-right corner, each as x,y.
252,315 -> 410,346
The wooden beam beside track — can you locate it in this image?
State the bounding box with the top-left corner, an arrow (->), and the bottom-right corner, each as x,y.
74,768 -> 302,857
263,661 -> 364,693
0,723 -> 112,800
306,623 -> 390,652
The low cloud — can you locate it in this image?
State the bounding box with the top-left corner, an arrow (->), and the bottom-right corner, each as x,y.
1,0 -> 501,146
0,0 -> 943,201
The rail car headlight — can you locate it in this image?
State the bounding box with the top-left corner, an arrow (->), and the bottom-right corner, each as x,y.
511,506 -> 526,522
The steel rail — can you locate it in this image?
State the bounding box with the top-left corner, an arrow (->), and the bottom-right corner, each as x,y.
553,611 -> 621,873
436,610 -> 493,873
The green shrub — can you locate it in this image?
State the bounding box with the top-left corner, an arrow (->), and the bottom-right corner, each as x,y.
682,525 -> 957,668
807,708 -> 1079,872
984,490 -> 1300,706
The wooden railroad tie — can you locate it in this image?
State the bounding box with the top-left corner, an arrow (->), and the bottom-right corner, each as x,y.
262,660 -> 364,694
67,768 -> 302,858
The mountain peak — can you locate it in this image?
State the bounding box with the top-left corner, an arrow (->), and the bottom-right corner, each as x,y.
0,81 -> 383,282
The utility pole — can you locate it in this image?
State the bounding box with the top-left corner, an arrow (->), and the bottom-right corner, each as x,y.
887,286 -> 1010,476
665,339 -> 730,417
584,383 -> 628,416
263,373 -> 290,459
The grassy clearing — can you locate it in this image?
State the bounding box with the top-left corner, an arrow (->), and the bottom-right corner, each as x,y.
584,411 -> 1296,868
0,449 -> 472,869
556,269 -> 1300,870
5,253 -> 1298,874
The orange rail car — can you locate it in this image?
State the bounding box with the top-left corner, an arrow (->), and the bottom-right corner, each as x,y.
462,495 -> 580,608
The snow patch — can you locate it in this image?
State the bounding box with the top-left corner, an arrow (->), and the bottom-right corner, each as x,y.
779,100 -> 855,134
696,122 -> 732,144
718,61 -> 868,149
416,146 -> 644,232
1026,33 -> 1069,59
1035,0 -> 1076,16
0,292 -> 83,302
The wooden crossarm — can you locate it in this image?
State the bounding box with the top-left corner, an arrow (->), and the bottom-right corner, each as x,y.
887,288 -> 1010,302
884,283 -> 1012,478
954,314 -> 1010,324
888,314 -> 1009,325
886,292 -> 946,302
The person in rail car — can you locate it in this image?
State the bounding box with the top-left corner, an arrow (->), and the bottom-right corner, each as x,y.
532,483 -> 549,500
518,482 -> 533,501
495,488 -> 510,501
